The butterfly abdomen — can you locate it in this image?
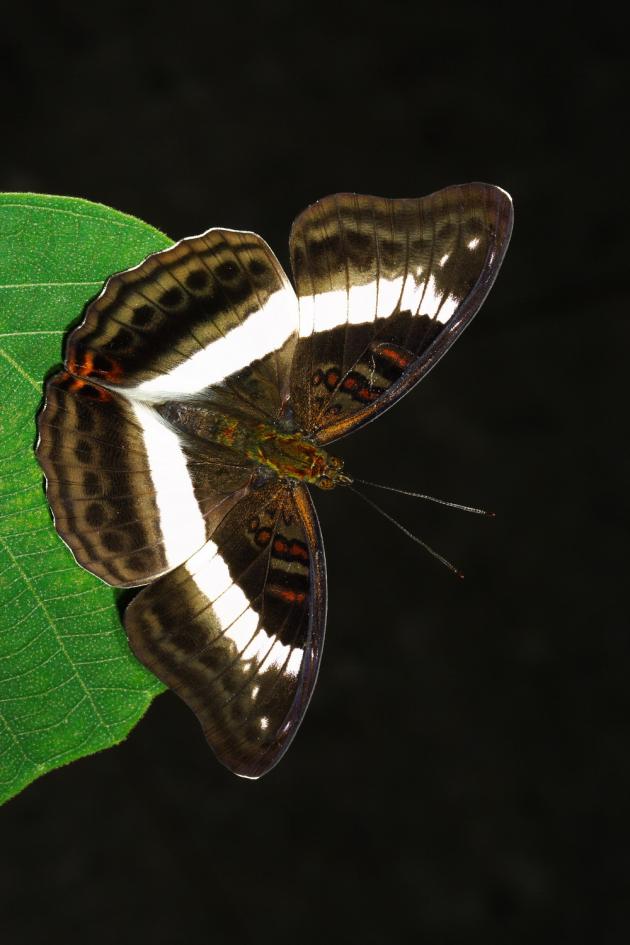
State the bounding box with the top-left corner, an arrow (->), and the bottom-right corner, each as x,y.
158,402 -> 254,453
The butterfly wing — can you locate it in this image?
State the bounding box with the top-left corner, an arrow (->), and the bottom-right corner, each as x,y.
288,183 -> 513,442
65,228 -> 299,421
124,480 -> 326,778
35,186 -> 511,775
36,373 -> 255,586
36,228 -> 302,586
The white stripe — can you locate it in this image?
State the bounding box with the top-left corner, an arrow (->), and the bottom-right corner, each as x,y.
297,292 -> 316,337
186,542 -> 304,677
376,275 -> 404,318
213,583 -> 250,631
132,286 -> 298,399
131,402 -> 207,567
231,608 -> 260,653
286,647 -> 304,676
348,281 -> 378,325
298,272 -> 458,336
419,274 -> 458,324
312,288 -> 348,333
399,266 -> 425,315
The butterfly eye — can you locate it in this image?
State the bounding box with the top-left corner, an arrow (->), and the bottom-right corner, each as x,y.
318,475 -> 335,490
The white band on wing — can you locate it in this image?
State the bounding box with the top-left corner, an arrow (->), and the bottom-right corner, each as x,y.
130,286 -> 299,400
131,401 -> 208,567
186,540 -> 304,679
297,272 -> 458,337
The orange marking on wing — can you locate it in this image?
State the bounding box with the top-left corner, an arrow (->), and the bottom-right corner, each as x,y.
101,358 -> 124,381
67,348 -> 123,382
380,345 -> 413,369
67,377 -> 111,402
68,349 -> 93,377
289,541 -> 308,562
255,527 -> 272,547
269,587 -> 306,604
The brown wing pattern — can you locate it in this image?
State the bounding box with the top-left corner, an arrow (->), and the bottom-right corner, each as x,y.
65,228 -> 299,422
36,373 -> 254,586
35,183 -> 513,777
124,481 -> 326,778
288,183 -> 513,443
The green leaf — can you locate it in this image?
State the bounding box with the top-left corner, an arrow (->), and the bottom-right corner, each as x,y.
0,194 -> 173,805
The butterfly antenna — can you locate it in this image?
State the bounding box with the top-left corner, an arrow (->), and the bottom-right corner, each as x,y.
353,478 -> 495,517
348,485 -> 465,579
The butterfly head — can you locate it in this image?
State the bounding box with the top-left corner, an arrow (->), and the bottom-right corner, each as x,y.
314,453 -> 353,491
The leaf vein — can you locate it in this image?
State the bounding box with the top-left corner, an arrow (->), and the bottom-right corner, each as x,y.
0,346 -> 41,392
0,535 -> 114,736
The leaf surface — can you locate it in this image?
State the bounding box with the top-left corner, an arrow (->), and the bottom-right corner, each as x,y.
0,194 -> 172,805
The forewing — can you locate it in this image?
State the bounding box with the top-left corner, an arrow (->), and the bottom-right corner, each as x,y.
65,229 -> 299,421
36,373 -> 254,586
288,183 -> 513,442
124,481 -> 326,778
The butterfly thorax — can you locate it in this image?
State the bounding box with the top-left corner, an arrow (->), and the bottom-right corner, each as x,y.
159,402 -> 350,491
247,425 -> 351,490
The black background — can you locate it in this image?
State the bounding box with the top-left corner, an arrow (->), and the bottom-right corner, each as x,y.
1,3 -> 627,943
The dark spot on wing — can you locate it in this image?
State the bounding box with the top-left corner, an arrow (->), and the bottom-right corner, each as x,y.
85,502 -> 106,527
185,270 -> 209,290
132,305 -> 155,327
160,288 -> 184,307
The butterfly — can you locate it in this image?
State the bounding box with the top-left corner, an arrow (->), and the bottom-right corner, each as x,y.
36,184 -> 513,778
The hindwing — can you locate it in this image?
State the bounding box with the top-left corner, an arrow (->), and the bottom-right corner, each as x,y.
124,481 -> 325,778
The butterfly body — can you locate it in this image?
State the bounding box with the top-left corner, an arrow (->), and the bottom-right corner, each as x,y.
36,184 -> 513,777
158,401 -> 349,489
